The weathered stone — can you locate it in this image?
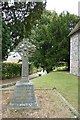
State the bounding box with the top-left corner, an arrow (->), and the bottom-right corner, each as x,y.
78,1 -> 80,16
8,38 -> 39,109
69,21 -> 80,76
8,82 -> 39,109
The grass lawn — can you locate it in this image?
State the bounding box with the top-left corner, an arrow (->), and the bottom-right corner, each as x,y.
32,71 -> 78,110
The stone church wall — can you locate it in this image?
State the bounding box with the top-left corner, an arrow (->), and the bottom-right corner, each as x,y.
70,32 -> 80,76
78,32 -> 80,76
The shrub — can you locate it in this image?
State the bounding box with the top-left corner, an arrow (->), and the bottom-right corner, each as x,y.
2,62 -> 38,80
29,64 -> 37,74
2,62 -> 22,79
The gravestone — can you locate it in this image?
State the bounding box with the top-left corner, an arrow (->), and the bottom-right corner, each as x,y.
8,38 -> 39,109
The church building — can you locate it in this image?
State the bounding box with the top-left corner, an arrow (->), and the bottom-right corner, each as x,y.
69,21 -> 80,76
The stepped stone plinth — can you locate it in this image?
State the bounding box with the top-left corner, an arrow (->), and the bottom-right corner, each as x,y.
8,81 -> 39,109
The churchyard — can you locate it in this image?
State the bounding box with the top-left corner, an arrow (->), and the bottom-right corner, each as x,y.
1,71 -> 79,118
1,1 -> 80,119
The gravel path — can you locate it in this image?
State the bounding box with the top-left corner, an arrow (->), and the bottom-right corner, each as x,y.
1,89 -> 77,118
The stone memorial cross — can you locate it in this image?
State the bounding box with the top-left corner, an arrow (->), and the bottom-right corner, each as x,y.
8,38 -> 39,109
16,38 -> 35,82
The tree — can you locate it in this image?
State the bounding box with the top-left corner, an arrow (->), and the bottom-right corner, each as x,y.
2,20 -> 11,60
29,10 -> 80,72
53,12 -> 80,70
29,10 -> 58,72
2,1 -> 46,60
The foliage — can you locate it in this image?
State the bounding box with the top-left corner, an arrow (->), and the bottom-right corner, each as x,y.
29,10 -> 80,72
2,62 -> 37,79
55,66 -> 68,71
2,1 -> 46,60
29,63 -> 37,74
2,62 -> 22,79
2,20 -> 11,60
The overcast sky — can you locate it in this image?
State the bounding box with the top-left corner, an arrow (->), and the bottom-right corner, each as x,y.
46,0 -> 80,15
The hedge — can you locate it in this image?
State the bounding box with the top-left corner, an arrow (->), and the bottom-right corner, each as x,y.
2,62 -> 37,80
2,62 -> 22,79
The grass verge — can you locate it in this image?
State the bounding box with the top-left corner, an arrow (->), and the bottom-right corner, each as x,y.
32,71 -> 78,110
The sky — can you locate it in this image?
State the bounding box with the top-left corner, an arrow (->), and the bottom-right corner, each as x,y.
46,0 -> 80,15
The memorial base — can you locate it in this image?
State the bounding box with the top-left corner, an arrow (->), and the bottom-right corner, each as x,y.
8,81 -> 40,109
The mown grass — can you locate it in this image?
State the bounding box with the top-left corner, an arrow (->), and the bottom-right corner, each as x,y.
32,71 -> 78,110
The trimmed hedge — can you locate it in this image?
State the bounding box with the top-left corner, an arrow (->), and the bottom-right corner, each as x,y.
2,62 -> 22,79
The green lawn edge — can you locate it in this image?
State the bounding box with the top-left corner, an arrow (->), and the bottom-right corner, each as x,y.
32,71 -> 78,110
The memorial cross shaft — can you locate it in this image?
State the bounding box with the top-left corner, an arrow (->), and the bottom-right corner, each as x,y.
17,39 -> 29,82
22,54 -> 28,82
16,38 -> 36,82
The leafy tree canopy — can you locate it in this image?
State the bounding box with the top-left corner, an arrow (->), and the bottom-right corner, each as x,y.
2,1 -> 46,60
29,10 -> 80,72
2,20 -> 11,60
